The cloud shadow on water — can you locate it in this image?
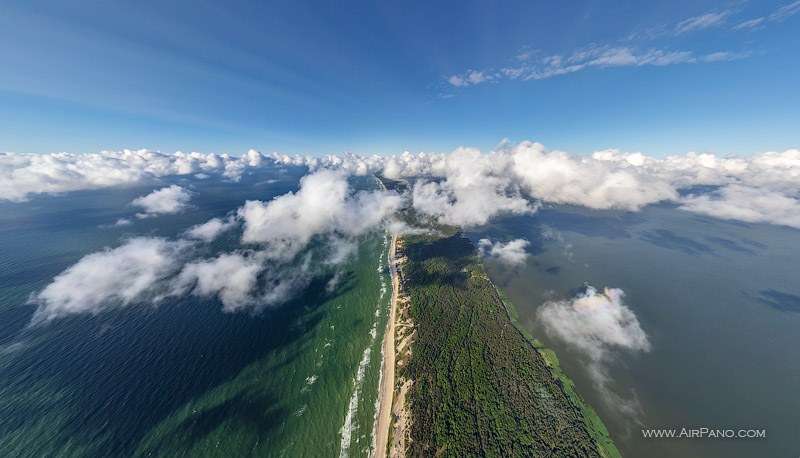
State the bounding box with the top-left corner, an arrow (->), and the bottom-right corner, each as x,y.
537,207 -> 642,240
704,236 -> 755,254
754,289 -> 800,313
640,229 -> 714,256
134,391 -> 289,456
467,207 -> 645,259
545,266 -> 561,275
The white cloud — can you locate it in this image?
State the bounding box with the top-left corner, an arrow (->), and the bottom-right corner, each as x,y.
23,142 -> 800,325
132,185 -> 192,217
443,5 -> 762,90
31,237 -> 189,323
733,1 -> 800,31
185,216 -> 238,242
266,151 -> 385,177
538,286 -> 650,360
733,17 -> 765,30
700,51 -> 752,62
447,70 -> 491,87
0,149 -> 269,201
323,236 -> 358,265
238,169 -> 403,259
171,252 -> 264,312
411,179 -> 532,227
448,75 -> 468,87
537,285 -> 650,414
591,148 -> 800,196
326,271 -> 345,294
447,45 -> 704,86
512,142 -> 678,210
8,142 -> 800,251
679,185 -> 800,229
675,10 -> 731,34
386,220 -> 434,236
397,146 -> 534,226
28,168 -> 405,322
477,238 -> 530,266
770,0 -> 800,21
374,143 -> 800,228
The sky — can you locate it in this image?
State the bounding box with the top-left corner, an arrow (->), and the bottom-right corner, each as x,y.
1,0 -> 798,157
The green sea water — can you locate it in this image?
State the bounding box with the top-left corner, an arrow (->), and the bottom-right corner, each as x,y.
0,169 -> 392,457
134,230 -> 391,457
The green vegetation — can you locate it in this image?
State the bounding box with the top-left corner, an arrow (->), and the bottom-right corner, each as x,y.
399,230 -> 621,458
495,287 -> 621,458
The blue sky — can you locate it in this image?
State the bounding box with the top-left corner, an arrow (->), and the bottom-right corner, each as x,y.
1,0 -> 798,156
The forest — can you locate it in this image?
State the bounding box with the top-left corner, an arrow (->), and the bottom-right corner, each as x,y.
399,229 -> 620,457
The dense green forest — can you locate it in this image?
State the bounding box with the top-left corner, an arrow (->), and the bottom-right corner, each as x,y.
399,230 -> 620,458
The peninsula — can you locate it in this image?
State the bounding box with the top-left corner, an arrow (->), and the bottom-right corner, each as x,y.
374,177 -> 620,458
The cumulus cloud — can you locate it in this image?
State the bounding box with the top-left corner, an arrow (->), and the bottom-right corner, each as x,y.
0,149 -> 269,201
23,139 -> 800,327
589,148 -> 800,221
185,216 -> 238,242
374,143 -> 800,228
477,238 -> 530,266
171,252 -> 265,312
396,147 -> 534,226
238,169 -> 403,259
266,151 -> 385,177
591,148 -> 800,192
6,142 -> 799,231
378,141 -> 680,221
27,167 -> 403,323
679,185 -> 800,229
32,238 -> 318,322
512,142 -> 677,210
411,179 -> 532,226
132,185 -> 192,217
538,285 -> 650,414
31,237 -> 189,323
538,286 -> 650,360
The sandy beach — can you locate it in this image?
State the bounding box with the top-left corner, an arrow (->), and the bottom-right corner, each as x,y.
373,233 -> 398,457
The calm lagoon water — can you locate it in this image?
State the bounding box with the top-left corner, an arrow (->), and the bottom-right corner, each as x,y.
468,203 -> 800,458
0,169 -> 391,457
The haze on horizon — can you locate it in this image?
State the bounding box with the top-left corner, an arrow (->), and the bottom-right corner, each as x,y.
1,0 -> 799,157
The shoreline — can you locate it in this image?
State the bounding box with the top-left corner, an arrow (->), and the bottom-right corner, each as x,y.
373,232 -> 398,457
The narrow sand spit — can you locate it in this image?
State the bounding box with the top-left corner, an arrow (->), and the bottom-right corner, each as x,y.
373,233 -> 398,457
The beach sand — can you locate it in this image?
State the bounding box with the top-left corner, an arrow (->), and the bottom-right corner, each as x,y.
373,233 -> 398,457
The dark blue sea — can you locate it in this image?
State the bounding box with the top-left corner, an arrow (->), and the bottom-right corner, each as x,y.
0,167 -> 391,457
